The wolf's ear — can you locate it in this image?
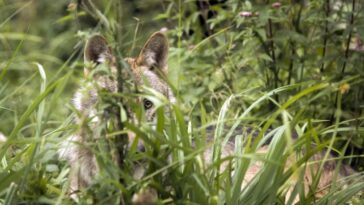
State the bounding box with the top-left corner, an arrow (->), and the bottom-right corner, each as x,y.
84,35 -> 112,64
137,32 -> 168,71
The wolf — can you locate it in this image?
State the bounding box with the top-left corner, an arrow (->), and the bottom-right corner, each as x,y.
59,31 -> 174,202
59,31 -> 358,204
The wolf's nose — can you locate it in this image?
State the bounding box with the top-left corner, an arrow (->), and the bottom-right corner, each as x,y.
137,143 -> 146,153
128,131 -> 146,153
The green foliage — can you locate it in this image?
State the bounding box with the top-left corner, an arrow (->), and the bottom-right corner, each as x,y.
0,0 -> 363,204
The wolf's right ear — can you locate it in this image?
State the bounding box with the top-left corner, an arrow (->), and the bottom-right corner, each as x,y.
136,32 -> 168,72
84,35 -> 112,64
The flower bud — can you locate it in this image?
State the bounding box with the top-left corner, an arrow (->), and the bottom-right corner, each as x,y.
239,11 -> 253,17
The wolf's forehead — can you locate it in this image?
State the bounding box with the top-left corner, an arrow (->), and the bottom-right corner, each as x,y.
140,70 -> 165,91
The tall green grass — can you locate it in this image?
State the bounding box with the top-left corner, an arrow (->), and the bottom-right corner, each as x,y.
0,0 -> 363,204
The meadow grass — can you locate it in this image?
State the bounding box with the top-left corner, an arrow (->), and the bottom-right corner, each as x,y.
0,0 -> 364,204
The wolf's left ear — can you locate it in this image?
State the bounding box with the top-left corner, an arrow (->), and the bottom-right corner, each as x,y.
137,32 -> 168,71
84,35 -> 112,64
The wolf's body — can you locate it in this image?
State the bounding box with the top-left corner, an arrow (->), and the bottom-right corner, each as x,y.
59,32 -> 176,199
59,31 -> 356,203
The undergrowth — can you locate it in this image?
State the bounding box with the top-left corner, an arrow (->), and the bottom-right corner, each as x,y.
0,0 -> 363,204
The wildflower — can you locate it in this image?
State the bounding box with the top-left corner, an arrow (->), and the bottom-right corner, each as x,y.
239,11 -> 253,17
67,3 -> 77,11
339,83 -> 350,94
160,27 -> 168,33
0,132 -> 6,143
350,37 -> 364,52
272,2 -> 282,9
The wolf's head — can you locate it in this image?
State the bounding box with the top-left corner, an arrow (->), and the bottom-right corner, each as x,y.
83,32 -> 175,122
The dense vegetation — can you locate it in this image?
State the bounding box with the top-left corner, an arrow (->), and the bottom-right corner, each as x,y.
0,0 -> 363,204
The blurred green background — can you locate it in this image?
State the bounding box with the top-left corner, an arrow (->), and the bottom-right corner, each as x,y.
0,0 -> 363,203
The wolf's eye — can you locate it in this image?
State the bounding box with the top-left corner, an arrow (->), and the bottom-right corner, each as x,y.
143,99 -> 153,110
